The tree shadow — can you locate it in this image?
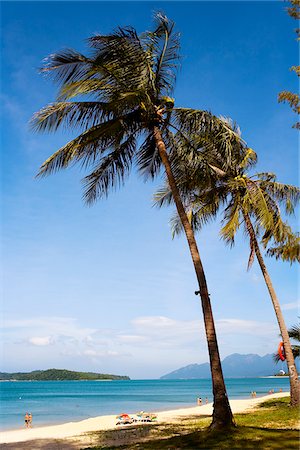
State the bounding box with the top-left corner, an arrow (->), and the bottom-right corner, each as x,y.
87,424 -> 300,449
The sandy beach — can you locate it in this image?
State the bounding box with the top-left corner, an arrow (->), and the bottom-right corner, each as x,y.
0,391 -> 288,446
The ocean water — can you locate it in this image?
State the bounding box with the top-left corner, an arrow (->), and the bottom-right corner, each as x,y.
0,378 -> 290,431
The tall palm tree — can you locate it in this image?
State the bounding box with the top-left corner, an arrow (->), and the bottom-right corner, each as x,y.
30,14 -> 246,429
156,138 -> 300,406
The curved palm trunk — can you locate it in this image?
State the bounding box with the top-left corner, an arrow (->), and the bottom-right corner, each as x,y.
244,213 -> 300,406
154,126 -> 235,429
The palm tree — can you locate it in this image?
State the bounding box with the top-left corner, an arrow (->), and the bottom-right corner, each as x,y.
30,14 -> 246,429
156,137 -> 300,406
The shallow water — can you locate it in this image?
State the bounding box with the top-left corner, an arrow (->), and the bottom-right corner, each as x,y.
0,377 -> 290,430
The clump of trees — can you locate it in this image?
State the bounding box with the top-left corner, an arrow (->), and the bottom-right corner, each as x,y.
0,369 -> 129,381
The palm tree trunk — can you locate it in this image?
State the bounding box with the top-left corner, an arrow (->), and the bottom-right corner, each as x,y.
153,126 -> 235,429
244,213 -> 300,406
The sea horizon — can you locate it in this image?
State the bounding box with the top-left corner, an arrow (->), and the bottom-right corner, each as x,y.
0,377 -> 290,431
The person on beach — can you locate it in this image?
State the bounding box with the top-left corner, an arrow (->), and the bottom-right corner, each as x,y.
28,413 -> 32,427
205,397 -> 208,404
24,412 -> 29,428
197,397 -> 202,406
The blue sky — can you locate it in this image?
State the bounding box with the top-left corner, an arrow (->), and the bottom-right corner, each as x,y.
1,1 -> 299,379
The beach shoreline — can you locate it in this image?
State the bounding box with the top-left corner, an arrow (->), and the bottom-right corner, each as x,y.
0,392 -> 289,445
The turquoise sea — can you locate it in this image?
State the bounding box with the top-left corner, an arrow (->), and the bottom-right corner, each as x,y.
0,378 -> 290,431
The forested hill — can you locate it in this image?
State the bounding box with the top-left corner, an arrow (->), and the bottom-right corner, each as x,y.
0,369 -> 130,381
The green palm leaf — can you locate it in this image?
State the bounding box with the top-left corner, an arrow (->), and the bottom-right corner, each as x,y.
30,101 -> 112,133
137,133 -> 161,179
41,49 -> 91,84
82,134 -> 137,203
36,112 -> 141,177
267,232 -> 300,263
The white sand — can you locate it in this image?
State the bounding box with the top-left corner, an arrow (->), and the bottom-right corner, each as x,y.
0,392 -> 288,444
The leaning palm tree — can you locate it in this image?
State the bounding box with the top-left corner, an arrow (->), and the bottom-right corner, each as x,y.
156,138 -> 300,406
30,14 -> 247,429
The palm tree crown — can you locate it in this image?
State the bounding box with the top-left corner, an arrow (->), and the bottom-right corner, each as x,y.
31,14 -> 244,202
156,142 -> 299,267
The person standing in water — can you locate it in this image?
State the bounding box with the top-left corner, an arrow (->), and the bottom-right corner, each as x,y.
24,412 -> 29,428
28,413 -> 32,427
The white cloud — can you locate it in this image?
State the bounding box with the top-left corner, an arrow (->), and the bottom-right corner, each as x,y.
216,318 -> 277,336
130,316 -> 203,347
2,316 -> 96,338
118,335 -> 147,344
2,314 -> 282,377
281,301 -> 299,311
28,336 -> 53,346
2,315 -> 279,352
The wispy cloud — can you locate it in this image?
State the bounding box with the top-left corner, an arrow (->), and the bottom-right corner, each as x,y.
216,318 -> 277,336
28,336 -> 54,346
0,314 -> 283,377
2,314 -> 279,351
281,301 -> 299,311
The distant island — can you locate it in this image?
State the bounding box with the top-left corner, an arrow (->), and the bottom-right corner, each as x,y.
0,369 -> 130,381
160,353 -> 299,379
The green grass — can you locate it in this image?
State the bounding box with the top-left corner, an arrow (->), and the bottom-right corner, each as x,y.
83,397 -> 299,449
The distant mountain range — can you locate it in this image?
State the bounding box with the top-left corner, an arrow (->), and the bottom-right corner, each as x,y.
0,369 -> 130,381
160,353 -> 296,379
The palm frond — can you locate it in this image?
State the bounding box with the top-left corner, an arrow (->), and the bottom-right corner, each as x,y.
220,196 -> 241,245
169,208 -> 206,237
36,112 -> 141,177
266,232 -> 300,263
136,132 -> 161,179
257,179 -> 300,215
41,49 -> 91,85
30,101 -> 111,133
245,180 -> 275,232
154,183 -> 173,207
169,211 -> 185,237
82,134 -> 136,203
150,12 -> 180,95
238,148 -> 257,171
254,172 -> 277,182
171,108 -> 248,171
288,324 -> 300,343
57,78 -> 112,101
88,26 -> 152,94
